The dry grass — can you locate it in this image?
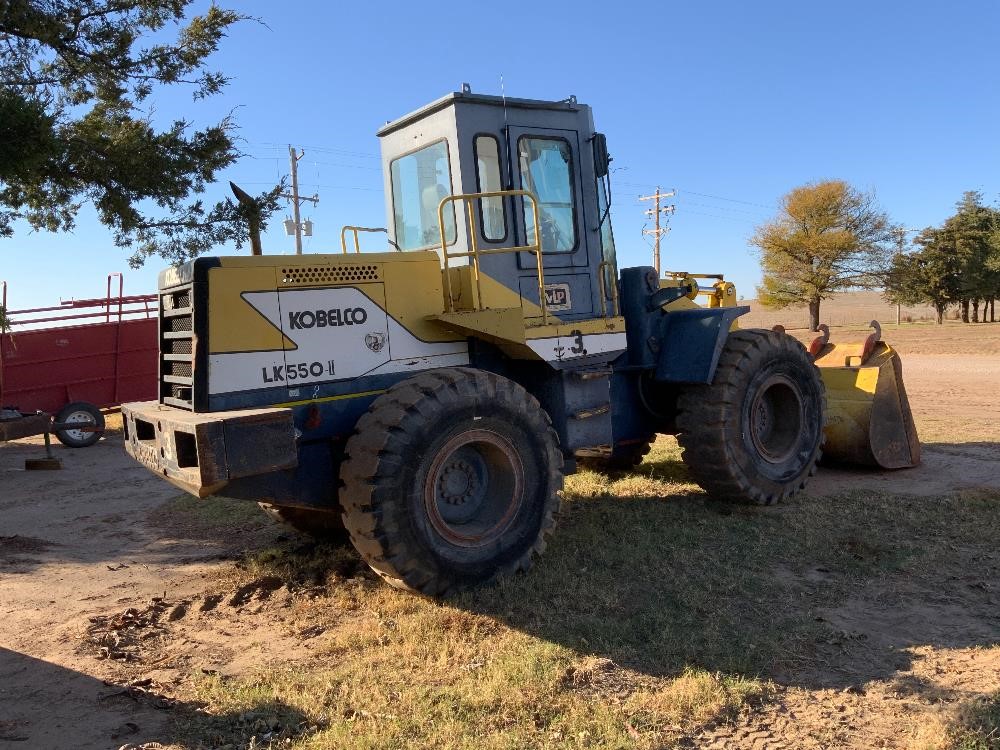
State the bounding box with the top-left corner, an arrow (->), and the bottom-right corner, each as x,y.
949,693 -> 1000,750
910,692 -> 1000,750
151,436 -> 1000,749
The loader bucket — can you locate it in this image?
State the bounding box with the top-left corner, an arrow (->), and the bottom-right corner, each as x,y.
811,324 -> 920,469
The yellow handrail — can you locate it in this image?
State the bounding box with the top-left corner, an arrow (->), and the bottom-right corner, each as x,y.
340,225 -> 391,254
437,190 -> 548,325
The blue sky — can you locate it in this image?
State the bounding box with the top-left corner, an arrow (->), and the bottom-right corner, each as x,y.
2,0 -> 999,309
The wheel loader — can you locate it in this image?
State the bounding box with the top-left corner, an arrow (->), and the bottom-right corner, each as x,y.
121,89 -> 919,596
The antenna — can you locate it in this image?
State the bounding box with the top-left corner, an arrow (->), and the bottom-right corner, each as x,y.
500,73 -> 512,189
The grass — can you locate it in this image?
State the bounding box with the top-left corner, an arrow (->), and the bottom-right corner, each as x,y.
949,692 -> 1000,750
155,437 -> 1000,749
147,493 -> 273,542
912,692 -> 1000,750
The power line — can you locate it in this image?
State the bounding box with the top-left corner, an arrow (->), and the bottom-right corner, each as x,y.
675,209 -> 759,224
251,141 -> 379,159
677,189 -> 775,210
683,200 -> 770,217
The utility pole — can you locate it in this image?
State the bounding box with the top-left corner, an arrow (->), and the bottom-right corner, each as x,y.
281,146 -> 319,254
639,186 -> 676,275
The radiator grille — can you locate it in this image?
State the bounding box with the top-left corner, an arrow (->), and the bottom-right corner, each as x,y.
159,282 -> 194,409
165,360 -> 193,378
163,289 -> 191,310
163,338 -> 192,355
162,315 -> 192,332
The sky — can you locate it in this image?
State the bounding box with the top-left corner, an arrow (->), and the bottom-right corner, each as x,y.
2,0 -> 999,309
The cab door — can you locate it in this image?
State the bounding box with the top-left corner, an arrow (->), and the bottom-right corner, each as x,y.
506,126 -> 596,319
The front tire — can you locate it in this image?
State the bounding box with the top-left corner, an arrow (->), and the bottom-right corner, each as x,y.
676,329 -> 824,504
340,368 -> 563,596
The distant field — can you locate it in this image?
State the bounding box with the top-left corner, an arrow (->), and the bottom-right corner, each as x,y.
739,290 -> 943,329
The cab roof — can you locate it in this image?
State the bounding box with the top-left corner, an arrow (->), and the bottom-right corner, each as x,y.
376,91 -> 584,138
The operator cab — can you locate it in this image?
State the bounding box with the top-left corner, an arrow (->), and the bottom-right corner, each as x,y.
377,88 -> 618,323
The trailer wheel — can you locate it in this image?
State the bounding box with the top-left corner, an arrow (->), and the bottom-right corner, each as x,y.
257,503 -> 345,539
676,329 -> 824,505
54,402 -> 105,448
340,368 -> 563,596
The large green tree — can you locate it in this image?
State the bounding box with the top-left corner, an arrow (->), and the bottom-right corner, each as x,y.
886,192 -> 1000,324
0,0 -> 281,267
752,180 -> 896,331
884,226 -> 965,324
947,191 -> 999,322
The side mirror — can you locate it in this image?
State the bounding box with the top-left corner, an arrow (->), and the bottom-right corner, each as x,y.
592,133 -> 610,178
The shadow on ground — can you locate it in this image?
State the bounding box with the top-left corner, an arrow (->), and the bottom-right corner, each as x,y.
0,647 -> 313,749
0,435 -> 282,575
253,449 -> 1000,694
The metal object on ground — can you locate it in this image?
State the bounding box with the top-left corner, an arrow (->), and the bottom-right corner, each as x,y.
0,412 -> 50,442
24,430 -> 62,471
812,321 -> 920,469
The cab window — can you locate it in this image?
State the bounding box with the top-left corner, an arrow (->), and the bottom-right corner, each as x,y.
517,137 -> 577,253
390,140 -> 456,251
474,135 -> 506,242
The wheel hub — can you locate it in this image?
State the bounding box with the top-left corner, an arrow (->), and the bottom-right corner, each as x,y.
63,410 -> 94,442
748,375 -> 803,464
424,429 -> 524,547
439,459 -> 475,503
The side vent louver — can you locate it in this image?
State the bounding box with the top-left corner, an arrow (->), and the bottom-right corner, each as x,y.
159,283 -> 194,409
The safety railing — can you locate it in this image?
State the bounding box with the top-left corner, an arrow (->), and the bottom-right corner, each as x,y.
438,190 -> 549,326
0,273 -> 157,329
340,225 -> 401,254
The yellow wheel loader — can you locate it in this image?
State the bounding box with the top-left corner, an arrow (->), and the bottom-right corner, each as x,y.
121,89 -> 918,596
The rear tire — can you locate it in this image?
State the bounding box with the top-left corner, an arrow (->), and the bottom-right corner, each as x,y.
257,503 -> 345,539
54,402 -> 104,448
340,368 -> 563,596
676,329 -> 824,504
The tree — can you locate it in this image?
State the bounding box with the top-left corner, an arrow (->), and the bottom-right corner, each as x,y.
0,0 -> 281,267
752,180 -> 896,331
987,209 -> 1000,322
887,192 -> 1000,324
945,192 -> 999,322
884,226 -> 964,324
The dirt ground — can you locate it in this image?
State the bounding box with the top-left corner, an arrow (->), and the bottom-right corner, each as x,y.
1,322 -> 998,750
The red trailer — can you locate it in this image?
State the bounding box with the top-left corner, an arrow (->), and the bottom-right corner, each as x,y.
0,274 -> 158,447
